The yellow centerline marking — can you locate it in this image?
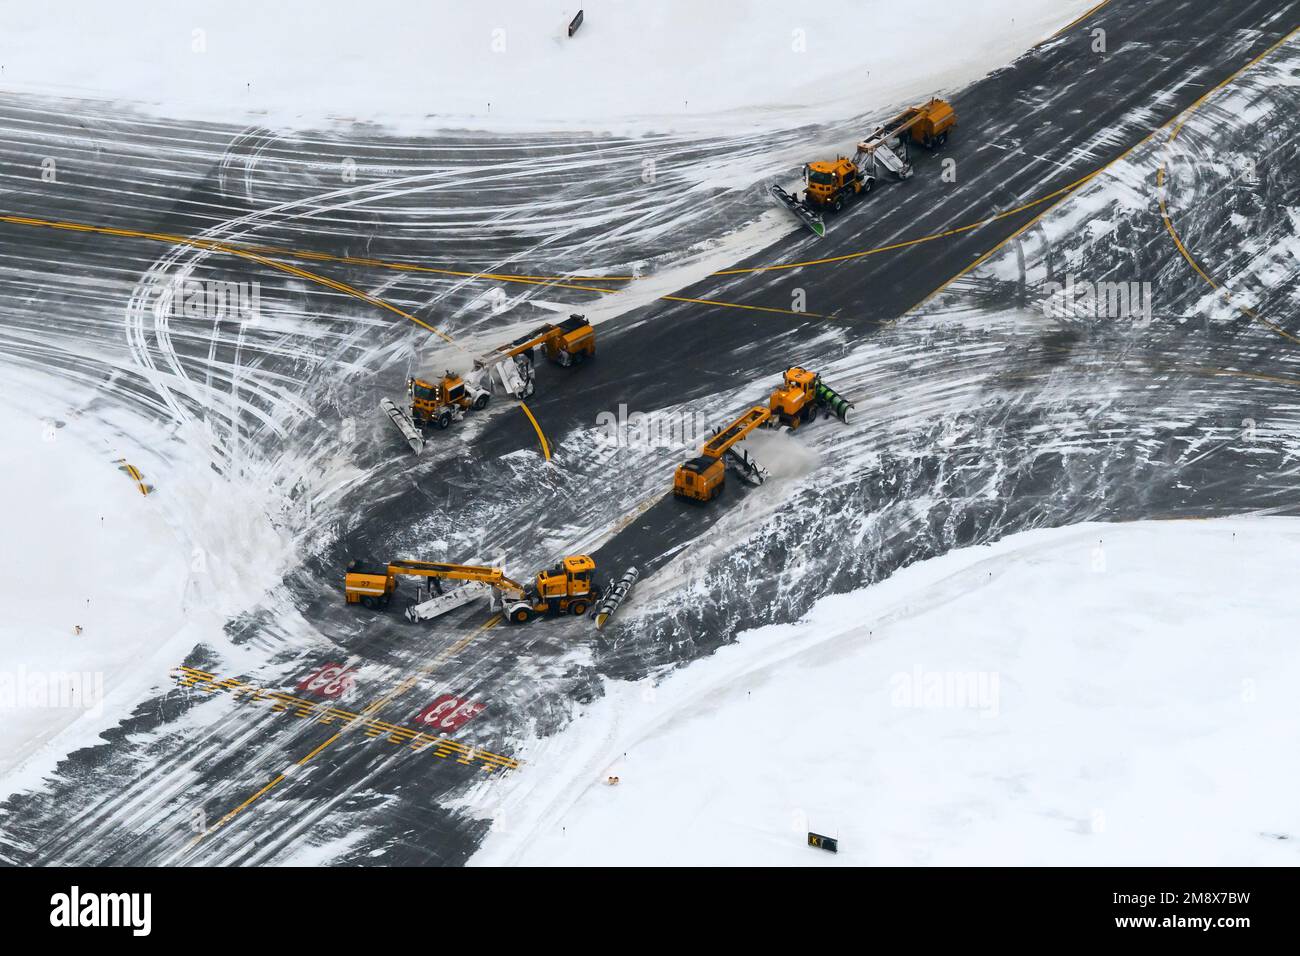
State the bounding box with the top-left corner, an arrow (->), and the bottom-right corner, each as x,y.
518,403 -> 552,461
660,294 -> 826,318
230,241 -> 633,289
209,775 -> 287,833
700,0 -> 1114,282
0,213 -> 619,294
712,174 -> 1100,277
0,212 -> 461,344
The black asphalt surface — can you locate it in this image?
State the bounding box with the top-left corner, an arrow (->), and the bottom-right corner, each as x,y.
2,0 -> 1299,866
481,0 -> 1300,458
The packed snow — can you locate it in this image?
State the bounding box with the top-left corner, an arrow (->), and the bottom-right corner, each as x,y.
0,401 -> 191,790
472,518 -> 1300,866
1,0 -> 1096,132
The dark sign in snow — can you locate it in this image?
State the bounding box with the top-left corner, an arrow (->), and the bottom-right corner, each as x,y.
807,832 -> 838,853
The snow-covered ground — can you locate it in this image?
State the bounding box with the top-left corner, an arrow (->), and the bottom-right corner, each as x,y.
0,401 -> 192,789
472,517 -> 1300,866
1,0 -> 1094,132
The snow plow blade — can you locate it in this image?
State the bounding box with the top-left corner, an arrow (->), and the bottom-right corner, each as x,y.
380,397 -> 424,454
768,184 -> 825,238
593,566 -> 639,630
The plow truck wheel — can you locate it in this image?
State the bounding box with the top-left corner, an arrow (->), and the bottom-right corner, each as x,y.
510,605 -> 533,624
473,394 -> 489,411
436,410 -> 452,429
833,197 -> 844,212
361,596 -> 377,610
570,601 -> 588,617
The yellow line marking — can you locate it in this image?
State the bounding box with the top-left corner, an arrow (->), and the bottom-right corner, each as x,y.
0,213 -> 623,294
297,733 -> 343,764
0,214 -> 573,455
114,458 -> 150,495
170,665 -> 519,768
230,242 -> 632,290
190,614 -> 503,850
908,24 -> 1300,317
173,2 -> 1118,298
713,175 -> 1101,278
660,294 -> 827,318
202,774 -> 286,839
0,212 -> 462,345
1054,0 -> 1113,38
0,0 -> 1113,317
519,403 -> 551,461
1156,26 -> 1300,345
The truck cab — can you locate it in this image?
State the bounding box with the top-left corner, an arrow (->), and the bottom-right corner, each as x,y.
804,158 -> 869,211
769,366 -> 820,428
408,373 -> 489,429
508,554 -> 599,623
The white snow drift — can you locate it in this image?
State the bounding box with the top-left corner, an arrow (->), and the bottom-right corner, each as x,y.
0,401 -> 190,788
473,518 -> 1300,866
2,1 -> 1095,131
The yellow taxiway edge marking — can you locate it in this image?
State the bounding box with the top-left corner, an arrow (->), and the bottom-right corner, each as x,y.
1054,0 -> 1114,39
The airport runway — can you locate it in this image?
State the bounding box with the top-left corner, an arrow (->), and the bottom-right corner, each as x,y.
1,0 -> 1298,865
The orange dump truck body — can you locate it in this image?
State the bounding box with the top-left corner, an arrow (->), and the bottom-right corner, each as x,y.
906,99 -> 956,144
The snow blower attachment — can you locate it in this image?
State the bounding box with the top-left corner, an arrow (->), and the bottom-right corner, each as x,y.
406,580 -> 493,623
593,566 -> 639,630
345,553 -> 638,628
673,405 -> 772,503
673,367 -> 853,503
771,97 -> 955,236
344,559 -> 524,613
381,314 -> 595,453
